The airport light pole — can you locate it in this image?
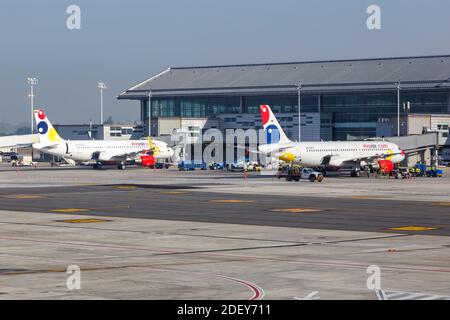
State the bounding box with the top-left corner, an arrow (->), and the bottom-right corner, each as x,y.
27,77 -> 38,133
98,82 -> 107,124
148,90 -> 152,137
396,81 -> 401,137
297,82 -> 302,141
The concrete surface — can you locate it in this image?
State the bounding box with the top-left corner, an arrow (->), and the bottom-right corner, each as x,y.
0,164 -> 449,299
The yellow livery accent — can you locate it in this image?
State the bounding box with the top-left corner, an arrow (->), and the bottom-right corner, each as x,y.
48,127 -> 61,142
279,152 -> 295,162
386,149 -> 394,161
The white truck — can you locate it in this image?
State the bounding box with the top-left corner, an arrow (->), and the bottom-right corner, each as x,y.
277,166 -> 324,182
11,155 -> 36,167
300,168 -> 324,182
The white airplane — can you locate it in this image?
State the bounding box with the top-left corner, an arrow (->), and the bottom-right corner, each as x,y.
32,109 -> 174,170
258,105 -> 405,176
0,134 -> 37,150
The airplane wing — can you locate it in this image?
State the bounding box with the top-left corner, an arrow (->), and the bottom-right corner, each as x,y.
0,134 -> 38,149
92,150 -> 145,161
357,151 -> 404,162
323,151 -> 404,167
108,151 -> 144,161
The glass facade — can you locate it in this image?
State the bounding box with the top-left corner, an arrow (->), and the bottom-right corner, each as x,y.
322,92 -> 449,140
141,91 -> 449,140
143,97 -> 241,118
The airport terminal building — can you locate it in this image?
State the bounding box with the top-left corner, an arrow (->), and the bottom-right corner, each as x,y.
118,55 -> 450,160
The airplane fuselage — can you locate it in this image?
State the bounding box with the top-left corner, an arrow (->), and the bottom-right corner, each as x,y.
33,139 -> 173,163
259,141 -> 404,168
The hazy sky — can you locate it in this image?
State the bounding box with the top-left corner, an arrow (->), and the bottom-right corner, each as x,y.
1,0 -> 450,126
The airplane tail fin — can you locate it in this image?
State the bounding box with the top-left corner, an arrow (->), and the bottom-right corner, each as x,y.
259,105 -> 292,144
34,109 -> 64,143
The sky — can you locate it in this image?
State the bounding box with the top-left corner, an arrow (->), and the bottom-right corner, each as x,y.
1,0 -> 450,127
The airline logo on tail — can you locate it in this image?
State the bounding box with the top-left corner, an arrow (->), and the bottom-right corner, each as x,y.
34,110 -> 63,143
259,105 -> 292,144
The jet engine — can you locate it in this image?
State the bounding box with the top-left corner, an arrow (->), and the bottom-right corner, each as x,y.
372,159 -> 394,174
140,154 -> 155,168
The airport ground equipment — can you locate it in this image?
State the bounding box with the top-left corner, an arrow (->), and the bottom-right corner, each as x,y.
208,162 -> 224,170
409,165 -> 424,177
277,166 -> 300,181
178,161 -> 207,171
301,167 -> 324,182
426,166 -> 443,177
245,162 -> 262,172
408,163 -> 443,177
226,161 -> 246,172
277,166 -> 324,182
11,155 -> 35,167
388,167 -> 411,179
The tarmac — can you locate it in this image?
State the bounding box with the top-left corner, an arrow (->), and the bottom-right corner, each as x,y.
0,163 -> 449,299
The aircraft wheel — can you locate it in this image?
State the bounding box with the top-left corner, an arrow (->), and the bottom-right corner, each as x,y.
351,170 -> 360,177
117,162 -> 126,170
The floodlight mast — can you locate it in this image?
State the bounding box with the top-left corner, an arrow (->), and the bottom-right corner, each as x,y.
27,77 -> 38,134
98,82 -> 107,124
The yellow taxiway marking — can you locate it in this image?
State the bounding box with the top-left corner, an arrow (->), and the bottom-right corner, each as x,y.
389,226 -> 437,231
112,186 -> 137,189
434,202 -> 450,206
60,219 -> 109,223
271,208 -> 322,213
210,200 -> 256,203
161,191 -> 188,195
3,194 -> 46,199
51,208 -> 90,213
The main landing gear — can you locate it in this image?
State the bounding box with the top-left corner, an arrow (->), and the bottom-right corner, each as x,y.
350,168 -> 361,177
92,162 -> 127,170
93,162 -> 103,170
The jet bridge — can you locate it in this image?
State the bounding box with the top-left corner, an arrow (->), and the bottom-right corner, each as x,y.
383,133 -> 440,166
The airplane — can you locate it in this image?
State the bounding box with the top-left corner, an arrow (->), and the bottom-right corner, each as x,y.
0,134 -> 37,151
258,105 -> 405,176
32,109 -> 174,170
